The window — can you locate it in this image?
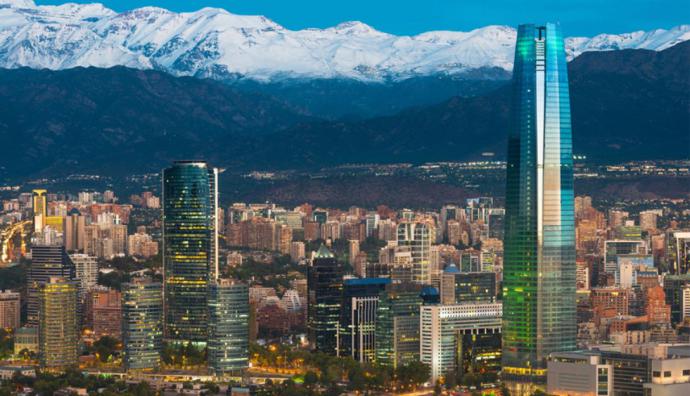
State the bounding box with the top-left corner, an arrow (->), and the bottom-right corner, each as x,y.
683,369 -> 690,376
653,371 -> 661,377
664,371 -> 672,377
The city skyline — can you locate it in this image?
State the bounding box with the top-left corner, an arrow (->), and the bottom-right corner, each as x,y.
0,3 -> 687,394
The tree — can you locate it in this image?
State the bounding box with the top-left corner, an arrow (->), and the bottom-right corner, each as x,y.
92,336 -> 120,363
304,371 -> 319,387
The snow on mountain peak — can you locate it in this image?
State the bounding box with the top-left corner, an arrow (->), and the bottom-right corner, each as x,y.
0,1 -> 687,82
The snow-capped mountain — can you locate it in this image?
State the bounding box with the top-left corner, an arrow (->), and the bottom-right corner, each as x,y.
1,0 -> 688,82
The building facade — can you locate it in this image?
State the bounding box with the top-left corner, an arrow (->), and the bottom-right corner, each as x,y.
307,246 -> 343,354
421,302 -> 502,383
207,279 -> 249,376
162,161 -> 218,345
502,23 -> 577,382
38,277 -> 78,371
122,280 -> 163,371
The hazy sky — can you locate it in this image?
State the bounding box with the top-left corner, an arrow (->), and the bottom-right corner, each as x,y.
34,0 -> 690,36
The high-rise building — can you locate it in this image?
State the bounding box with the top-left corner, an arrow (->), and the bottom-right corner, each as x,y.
162,161 -> 218,345
421,302 -> 503,383
70,253 -> 98,302
0,290 -> 20,330
307,245 -> 343,354
666,231 -> 690,275
84,287 -> 122,340
338,277 -> 390,362
375,283 -> 423,368
38,277 -> 78,371
397,222 -> 432,284
207,279 -> 249,376
27,245 -> 75,326
122,280 -> 163,371
502,23 -> 577,382
440,265 -> 497,304
32,189 -> 47,233
63,208 -> 86,252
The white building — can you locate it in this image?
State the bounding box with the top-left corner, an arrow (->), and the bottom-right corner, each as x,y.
644,356 -> 690,395
420,302 -> 502,382
69,253 -> 98,301
547,352 -> 613,396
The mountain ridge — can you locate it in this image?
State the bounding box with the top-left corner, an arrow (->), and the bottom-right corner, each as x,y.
0,0 -> 688,82
0,41 -> 687,181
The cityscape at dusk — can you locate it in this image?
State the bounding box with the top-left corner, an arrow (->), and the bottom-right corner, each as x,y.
0,1 -> 689,395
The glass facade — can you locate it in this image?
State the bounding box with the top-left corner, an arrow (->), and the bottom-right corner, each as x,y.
27,245 -> 75,326
207,279 -> 249,376
307,245 -> 343,354
122,280 -> 163,371
338,277 -> 390,361
502,23 -> 577,381
162,161 -> 218,345
38,277 -> 78,371
375,283 -> 423,368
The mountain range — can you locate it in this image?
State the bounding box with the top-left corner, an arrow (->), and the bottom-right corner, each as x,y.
0,40 -> 687,180
1,0 -> 689,82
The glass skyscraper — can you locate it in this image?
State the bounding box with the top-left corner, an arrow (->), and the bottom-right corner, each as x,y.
162,161 -> 219,345
207,279 -> 249,377
502,23 -> 576,382
307,245 -> 343,354
122,280 -> 163,371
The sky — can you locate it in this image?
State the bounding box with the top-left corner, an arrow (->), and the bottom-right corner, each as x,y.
34,0 -> 690,36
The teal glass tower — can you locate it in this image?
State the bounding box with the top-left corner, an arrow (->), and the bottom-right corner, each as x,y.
502,23 -> 576,382
162,161 -> 219,345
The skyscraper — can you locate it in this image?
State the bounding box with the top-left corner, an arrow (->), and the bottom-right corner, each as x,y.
32,189 -> 47,233
338,277 -> 390,362
502,23 -> 577,382
162,161 -> 218,346
375,282 -> 423,368
307,245 -> 343,354
38,277 -> 78,371
397,222 -> 432,284
122,280 -> 163,371
27,245 -> 75,326
207,279 -> 249,377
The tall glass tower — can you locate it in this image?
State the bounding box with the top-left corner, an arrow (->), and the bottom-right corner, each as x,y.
502,23 -> 576,382
162,161 -> 219,345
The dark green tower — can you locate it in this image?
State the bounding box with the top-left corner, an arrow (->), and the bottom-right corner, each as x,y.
162,161 -> 218,346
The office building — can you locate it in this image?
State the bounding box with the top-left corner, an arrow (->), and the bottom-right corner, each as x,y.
27,245 -> 75,326
63,208 -> 86,252
502,23 -> 577,382
421,302 -> 502,383
666,231 -> 690,275
338,277 -> 390,362
32,189 -> 47,233
547,352 -> 613,396
644,356 -> 690,395
38,277 -> 78,371
440,264 -> 497,304
162,161 -> 218,345
375,283 -> 423,368
207,279 -> 249,376
397,222 -> 432,284
307,245 -> 343,354
122,280 -> 163,371
0,290 -> 20,330
663,274 -> 690,325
